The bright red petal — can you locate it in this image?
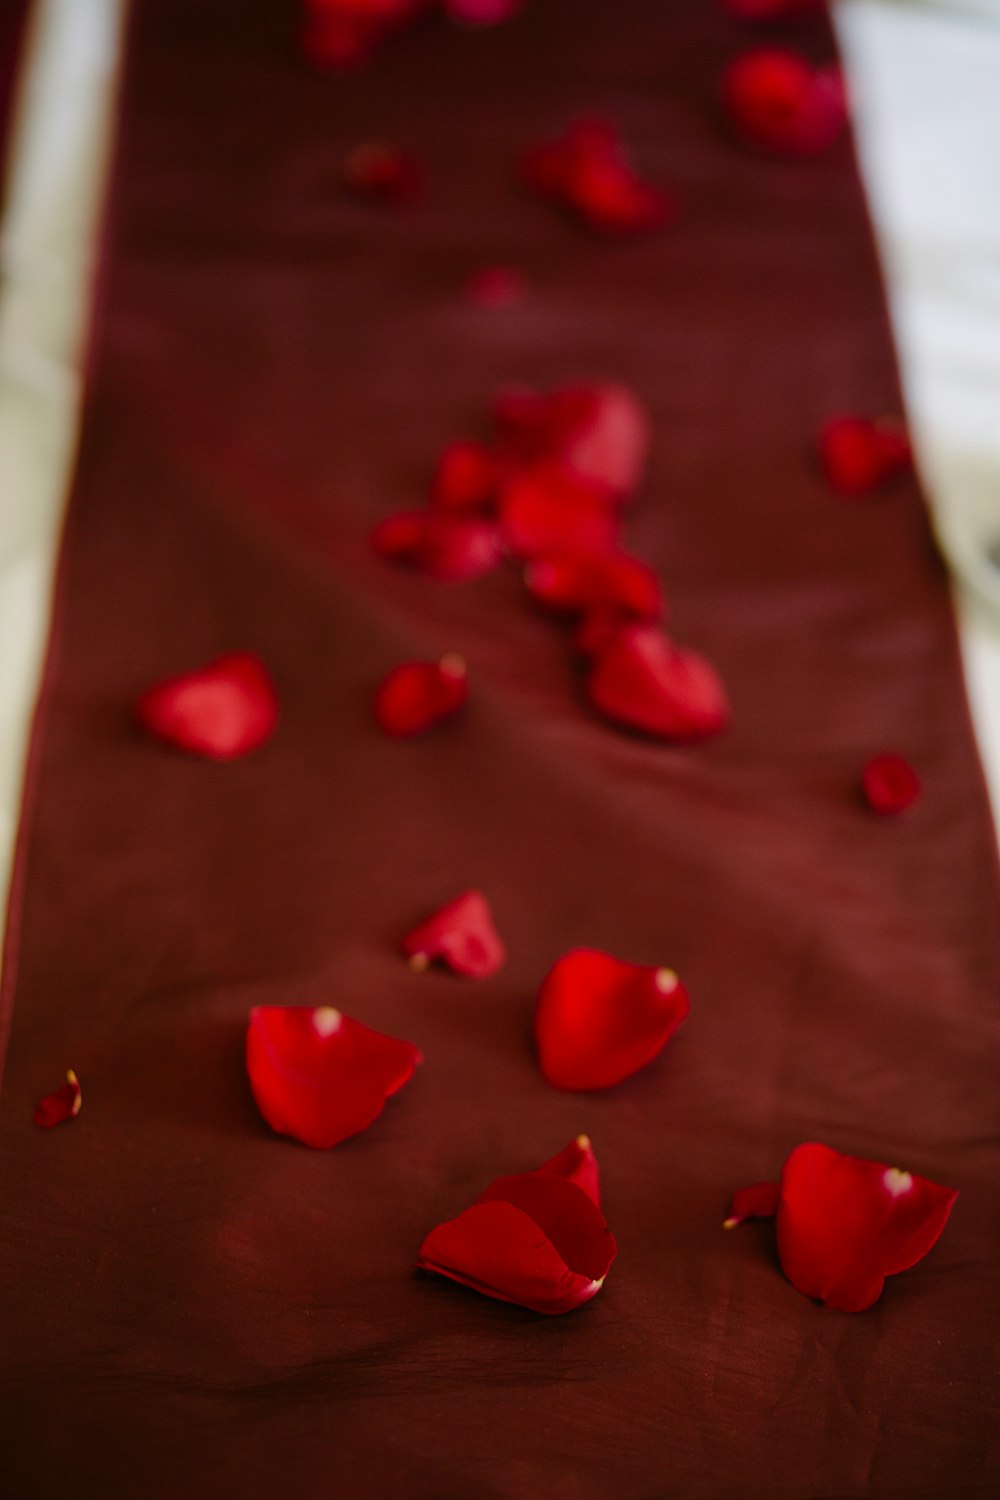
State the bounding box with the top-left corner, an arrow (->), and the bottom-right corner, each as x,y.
34,1070 -> 82,1129
373,654 -> 469,736
137,652 -> 278,760
776,1142 -> 958,1312
535,948 -> 690,1091
819,415 -> 912,496
538,1135 -> 601,1206
499,462 -> 619,559
401,889 -> 506,978
343,141 -> 425,203
246,1005 -> 421,1149
722,49 -> 847,156
371,510 -> 503,580
724,1181 -> 780,1228
862,753 -> 921,816
523,118 -> 674,238
429,440 -> 502,514
587,625 -> 729,741
494,383 -> 649,502
463,264 -> 528,308
525,549 -> 661,620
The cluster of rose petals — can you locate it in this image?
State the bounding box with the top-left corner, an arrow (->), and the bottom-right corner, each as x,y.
862,753 -> 921,816
819,415 -> 912,496
416,1142 -> 617,1313
402,889 -> 506,977
536,949 -> 690,1091
247,1005 -> 421,1148
728,1143 -> 957,1311
343,140 -> 426,204
34,1070 -> 82,1129
522,118 -> 676,236
373,654 -> 468,736
136,652 -> 279,760
722,48 -> 847,156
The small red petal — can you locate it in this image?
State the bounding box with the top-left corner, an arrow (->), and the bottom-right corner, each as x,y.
416,1164 -> 616,1314
499,462 -> 619,559
247,1005 -> 421,1149
444,0 -> 523,27
429,440 -> 501,514
525,549 -> 661,620
463,264 -> 528,308
819,415 -> 912,497
535,948 -> 690,1091
724,1181 -> 780,1228
372,510 -> 503,580
34,1070 -> 82,1129
587,625 -> 730,741
401,889 -> 505,978
574,607 -> 631,658
343,141 -> 425,203
722,49 -> 847,156
494,382 -> 649,502
137,653 -> 278,760
862,753 -> 921,816
374,654 -> 469,737
538,1135 -> 601,1206
776,1142 -> 958,1312
523,118 -> 675,237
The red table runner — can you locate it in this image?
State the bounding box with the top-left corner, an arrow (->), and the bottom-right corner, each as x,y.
1,2 -> 998,1495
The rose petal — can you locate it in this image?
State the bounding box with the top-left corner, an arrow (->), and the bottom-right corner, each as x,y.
523,118 -> 675,236
343,141 -> 425,203
416,1165 -> 616,1314
34,1070 -> 82,1129
587,624 -> 730,741
722,49 -> 847,156
374,654 -> 469,737
246,1005 -> 421,1149
371,510 -> 504,580
525,549 -> 661,620
493,382 -> 650,501
535,948 -> 690,1091
463,265 -> 528,308
137,652 -> 278,760
499,462 -> 619,559
776,1142 -> 958,1311
444,0 -> 523,27
538,1134 -> 601,1206
401,889 -> 506,978
429,440 -> 502,514
862,753 -> 921,816
819,415 -> 912,497
724,1180 -> 780,1228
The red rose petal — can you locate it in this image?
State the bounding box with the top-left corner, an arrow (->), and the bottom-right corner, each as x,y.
535,948 -> 690,1091
444,0 -> 523,26
493,382 -> 649,501
722,49 -> 847,156
246,1005 -> 421,1149
523,118 -> 676,236
499,462 -> 619,559
429,440 -> 502,514
819,415 -> 912,497
34,1070 -> 82,1129
463,264 -> 528,308
137,652 -> 278,760
525,549 -> 661,621
401,889 -> 506,978
343,141 -> 425,203
539,1134 -> 601,1206
776,1142 -> 958,1311
374,654 -> 469,737
587,624 -> 730,741
416,1163 -> 616,1314
371,510 -> 504,579
862,753 -> 921,816
723,1180 -> 780,1228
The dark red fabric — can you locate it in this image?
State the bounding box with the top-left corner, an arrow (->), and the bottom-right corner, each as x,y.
0,0 -> 30,208
1,1 -> 999,1495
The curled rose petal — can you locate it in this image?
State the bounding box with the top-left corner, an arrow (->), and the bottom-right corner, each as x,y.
525,550 -> 661,621
444,0 -> 523,26
723,1180 -> 779,1228
34,1070 -> 82,1129
722,49 -> 847,156
862,753 -> 921,816
137,652 -> 278,760
463,265 -> 528,308
535,948 -> 690,1091
343,141 -> 425,203
587,625 -> 730,741
775,1143 -> 958,1311
819,415 -> 912,497
539,1134 -> 601,1206
402,889 -> 505,978
499,463 -> 619,559
493,382 -> 650,501
247,1005 -> 421,1149
429,440 -> 502,514
374,654 -> 468,737
416,1160 -> 616,1314
523,117 -> 676,236
371,510 -> 504,579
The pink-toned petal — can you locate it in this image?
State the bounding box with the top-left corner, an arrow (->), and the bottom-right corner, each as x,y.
137,652 -> 278,760
401,889 -> 506,978
538,1134 -> 601,1206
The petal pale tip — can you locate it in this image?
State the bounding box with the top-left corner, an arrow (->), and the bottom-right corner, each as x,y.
313,1007 -> 343,1037
723,1216 -> 739,1230
439,652 -> 467,678
575,1133 -> 592,1150
408,951 -> 431,972
883,1167 -> 913,1197
654,967 -> 679,993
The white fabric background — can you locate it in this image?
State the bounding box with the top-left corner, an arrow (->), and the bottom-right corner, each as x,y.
0,0 -> 997,959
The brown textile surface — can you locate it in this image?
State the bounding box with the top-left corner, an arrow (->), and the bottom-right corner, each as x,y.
1,2 -> 998,1495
